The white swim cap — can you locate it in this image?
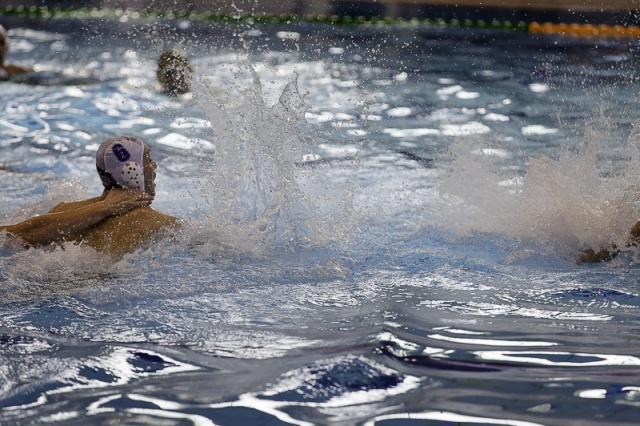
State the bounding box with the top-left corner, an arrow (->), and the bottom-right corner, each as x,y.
96,136 -> 145,191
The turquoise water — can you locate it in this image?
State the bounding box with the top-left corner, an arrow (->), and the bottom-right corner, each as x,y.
1,16 -> 640,425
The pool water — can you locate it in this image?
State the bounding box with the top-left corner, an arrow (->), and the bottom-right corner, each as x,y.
2,16 -> 640,426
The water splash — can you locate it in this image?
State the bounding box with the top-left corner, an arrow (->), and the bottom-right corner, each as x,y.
191,67 -> 356,254
438,116 -> 640,259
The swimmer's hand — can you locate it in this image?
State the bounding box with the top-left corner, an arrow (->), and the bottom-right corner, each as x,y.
103,188 -> 154,215
577,247 -> 619,264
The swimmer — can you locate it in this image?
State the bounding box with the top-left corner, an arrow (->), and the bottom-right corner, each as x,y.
1,136 -> 178,257
0,24 -> 34,78
156,49 -> 194,95
577,223 -> 640,264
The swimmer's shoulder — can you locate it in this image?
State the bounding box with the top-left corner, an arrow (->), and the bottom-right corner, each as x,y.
52,201 -> 177,228
123,205 -> 179,227
78,206 -> 178,256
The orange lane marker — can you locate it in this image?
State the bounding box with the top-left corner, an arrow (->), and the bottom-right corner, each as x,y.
529,22 -> 640,38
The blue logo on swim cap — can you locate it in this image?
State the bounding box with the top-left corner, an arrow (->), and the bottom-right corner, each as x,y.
112,143 -> 131,162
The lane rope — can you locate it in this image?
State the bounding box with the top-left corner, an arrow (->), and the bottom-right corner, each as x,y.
1,5 -> 638,38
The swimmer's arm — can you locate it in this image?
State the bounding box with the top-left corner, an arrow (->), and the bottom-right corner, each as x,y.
49,196 -> 104,214
1,189 -> 153,247
578,221 -> 640,264
3,64 -> 35,76
630,221 -> 640,239
1,203 -> 123,247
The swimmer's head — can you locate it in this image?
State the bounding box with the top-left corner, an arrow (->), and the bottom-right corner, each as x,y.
96,136 -> 146,192
0,25 -> 9,66
156,49 -> 194,95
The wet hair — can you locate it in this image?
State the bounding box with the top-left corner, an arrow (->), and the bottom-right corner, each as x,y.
97,166 -> 118,189
156,49 -> 194,95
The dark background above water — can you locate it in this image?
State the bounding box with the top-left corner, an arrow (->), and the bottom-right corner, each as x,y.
0,0 -> 639,26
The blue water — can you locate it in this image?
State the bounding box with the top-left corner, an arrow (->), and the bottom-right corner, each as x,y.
2,16 -> 640,426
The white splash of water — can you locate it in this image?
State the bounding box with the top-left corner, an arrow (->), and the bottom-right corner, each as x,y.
191,67 -> 356,255
438,117 -> 640,258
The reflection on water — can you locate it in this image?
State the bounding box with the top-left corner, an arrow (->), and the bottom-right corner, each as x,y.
1,16 -> 640,426
366,412 -> 545,426
0,338 -> 201,424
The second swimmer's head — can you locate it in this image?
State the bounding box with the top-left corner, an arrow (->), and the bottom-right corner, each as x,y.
156,49 -> 194,95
